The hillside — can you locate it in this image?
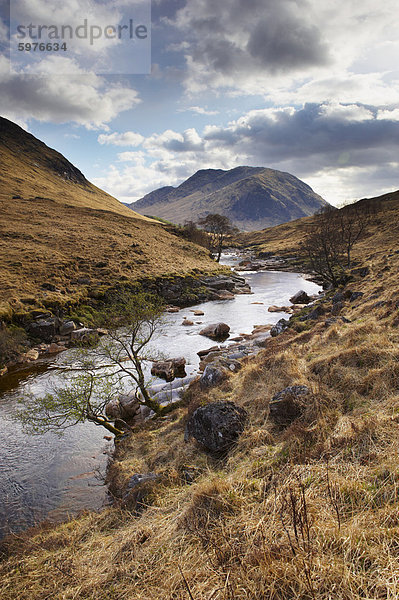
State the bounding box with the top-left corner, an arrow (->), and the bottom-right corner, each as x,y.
0,118 -> 223,317
237,189 -> 399,257
130,166 -> 328,231
2,189 -> 399,599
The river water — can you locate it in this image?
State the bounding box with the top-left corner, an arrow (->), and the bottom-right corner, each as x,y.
0,253 -> 320,539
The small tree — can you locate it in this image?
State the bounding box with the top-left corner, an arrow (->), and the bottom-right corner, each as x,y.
15,291 -> 183,437
301,202 -> 372,286
197,213 -> 237,262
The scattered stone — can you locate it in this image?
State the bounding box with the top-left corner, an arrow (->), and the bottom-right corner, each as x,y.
231,336 -> 244,342
349,291 -> 364,302
185,401 -> 247,454
269,385 -> 310,427
193,310 -> 204,316
332,292 -> 344,304
151,357 -> 186,382
24,349 -> 39,361
270,318 -> 289,337
182,319 -> 194,326
103,435 -> 112,441
251,301 -> 264,305
300,305 -> 325,321
27,318 -> 56,342
59,320 -> 76,336
47,343 -> 65,354
199,364 -> 228,388
167,306 -> 180,313
197,346 -> 219,357
268,305 -> 289,313
290,290 -> 311,304
199,322 -> 230,341
71,328 -> 98,343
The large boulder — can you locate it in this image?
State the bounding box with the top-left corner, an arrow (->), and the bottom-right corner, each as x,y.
184,401 -> 247,454
151,357 -> 186,382
106,393 -> 141,420
269,385 -> 310,427
290,290 -> 311,304
199,322 -> 230,341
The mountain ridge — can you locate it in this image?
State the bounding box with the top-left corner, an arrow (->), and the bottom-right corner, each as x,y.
130,166 -> 328,230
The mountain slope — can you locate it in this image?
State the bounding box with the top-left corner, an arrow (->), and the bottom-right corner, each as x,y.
130,166 -> 327,230
0,118 -> 223,314
0,117 -> 149,219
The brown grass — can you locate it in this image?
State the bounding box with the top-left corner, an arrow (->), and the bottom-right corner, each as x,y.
1,193 -> 399,599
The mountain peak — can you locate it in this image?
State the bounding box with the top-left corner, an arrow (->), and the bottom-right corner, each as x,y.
130,165 -> 328,231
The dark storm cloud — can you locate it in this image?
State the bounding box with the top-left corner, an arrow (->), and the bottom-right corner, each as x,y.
203,104 -> 399,167
172,0 -> 330,78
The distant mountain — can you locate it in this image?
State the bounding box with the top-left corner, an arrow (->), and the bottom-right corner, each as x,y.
130,166 -> 328,231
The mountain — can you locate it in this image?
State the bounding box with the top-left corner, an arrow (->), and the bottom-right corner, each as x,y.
0,118 -> 222,314
129,166 -> 328,230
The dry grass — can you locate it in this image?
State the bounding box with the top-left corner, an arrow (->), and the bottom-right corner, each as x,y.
0,119 -> 223,316
1,194 -> 399,599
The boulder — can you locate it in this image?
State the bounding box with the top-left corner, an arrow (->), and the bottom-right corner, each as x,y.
289,290 -> 311,304
47,342 -> 65,354
197,346 -> 219,357
182,319 -> 194,326
59,320 -> 76,336
151,357 -> 186,382
199,322 -> 230,341
199,364 -> 228,388
193,310 -> 204,316
71,328 -> 98,342
24,348 -> 39,361
184,401 -> 247,454
270,318 -> 289,337
268,305 -> 288,313
27,318 -> 56,342
269,385 -> 310,427
332,292 -> 344,305
167,306 -> 180,313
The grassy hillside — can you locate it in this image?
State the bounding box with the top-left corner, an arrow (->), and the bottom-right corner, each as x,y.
131,166 -> 327,231
237,190 -> 399,257
2,190 -> 399,599
0,118 -> 223,318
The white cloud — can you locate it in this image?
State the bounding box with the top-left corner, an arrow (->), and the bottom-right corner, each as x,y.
98,131 -> 144,146
178,106 -> 219,115
0,55 -> 140,128
93,101 -> 399,206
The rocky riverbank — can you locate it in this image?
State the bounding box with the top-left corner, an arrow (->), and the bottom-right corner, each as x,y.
0,271 -> 251,378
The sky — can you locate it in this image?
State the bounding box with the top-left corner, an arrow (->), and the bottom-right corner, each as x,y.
1,0 -> 399,207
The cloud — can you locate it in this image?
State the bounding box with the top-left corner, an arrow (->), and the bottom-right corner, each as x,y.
179,106 -> 219,115
0,55 -> 140,128
98,131 -> 144,146
165,0 -> 399,103
93,101 -> 399,205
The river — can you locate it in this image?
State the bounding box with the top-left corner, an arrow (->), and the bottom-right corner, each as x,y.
0,253 -> 321,539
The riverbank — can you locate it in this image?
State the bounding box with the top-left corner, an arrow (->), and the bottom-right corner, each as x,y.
1,238 -> 399,598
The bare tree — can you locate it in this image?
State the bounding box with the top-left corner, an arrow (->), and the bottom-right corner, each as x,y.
197,213 -> 237,262
301,202 -> 371,287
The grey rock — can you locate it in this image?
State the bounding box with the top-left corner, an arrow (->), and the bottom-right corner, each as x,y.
199,322 -> 230,341
269,385 -> 310,427
184,401 -> 247,454
27,318 -> 56,342
270,318 -> 289,337
290,290 -> 311,304
59,320 -> 76,336
151,357 -> 186,382
199,364 -> 228,388
331,301 -> 343,315
332,292 -> 344,304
